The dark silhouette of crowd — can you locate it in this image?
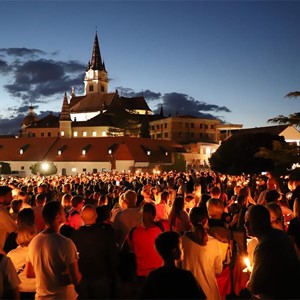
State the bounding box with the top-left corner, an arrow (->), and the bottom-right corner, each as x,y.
0,169 -> 300,299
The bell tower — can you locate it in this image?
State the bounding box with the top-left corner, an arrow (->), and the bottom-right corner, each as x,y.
84,31 -> 108,95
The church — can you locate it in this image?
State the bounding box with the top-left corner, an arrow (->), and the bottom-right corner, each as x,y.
20,32 -> 154,138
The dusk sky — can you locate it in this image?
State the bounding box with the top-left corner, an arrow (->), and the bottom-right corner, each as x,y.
1,1 -> 300,134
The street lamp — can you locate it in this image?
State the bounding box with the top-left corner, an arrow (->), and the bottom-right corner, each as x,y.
41,162 -> 50,173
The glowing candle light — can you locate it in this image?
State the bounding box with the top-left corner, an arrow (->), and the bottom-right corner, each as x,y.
243,257 -> 252,273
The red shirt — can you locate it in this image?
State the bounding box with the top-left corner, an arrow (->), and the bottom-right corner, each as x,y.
130,225 -> 163,276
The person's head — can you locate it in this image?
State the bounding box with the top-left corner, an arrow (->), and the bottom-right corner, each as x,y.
171,197 -> 185,214
210,186 -> 221,199
17,208 -> 35,225
266,203 -> 285,231
194,183 -> 201,193
16,223 -> 37,247
184,194 -> 195,210
124,190 -> 137,208
71,195 -> 85,209
35,193 -> 47,206
155,231 -> 182,262
244,205 -> 271,239
96,205 -> 111,223
42,201 -> 65,226
206,198 -> 224,219
61,193 -> 72,208
0,186 -> 13,206
81,204 -> 97,225
189,206 -> 209,228
141,202 -> 156,227
265,189 -> 280,204
234,185 -> 241,196
11,199 -> 22,214
98,194 -> 108,206
160,191 -> 169,203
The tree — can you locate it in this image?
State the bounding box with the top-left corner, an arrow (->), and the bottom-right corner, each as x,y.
30,162 -> 57,176
268,91 -> 300,126
0,162 -> 11,174
209,132 -> 288,175
161,153 -> 186,172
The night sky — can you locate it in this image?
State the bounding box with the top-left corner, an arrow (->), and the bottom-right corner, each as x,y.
1,1 -> 300,134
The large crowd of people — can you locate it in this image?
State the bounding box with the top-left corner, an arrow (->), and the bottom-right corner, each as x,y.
0,169 -> 300,299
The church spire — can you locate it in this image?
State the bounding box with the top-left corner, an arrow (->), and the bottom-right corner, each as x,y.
90,31 -> 106,72
159,105 -> 164,118
60,92 -> 71,121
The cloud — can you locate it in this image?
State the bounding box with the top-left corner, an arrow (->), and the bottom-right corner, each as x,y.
0,59 -> 10,73
152,92 -> 231,119
116,87 -> 161,101
4,58 -> 85,102
0,48 -> 46,58
0,115 -> 24,135
115,87 -> 231,119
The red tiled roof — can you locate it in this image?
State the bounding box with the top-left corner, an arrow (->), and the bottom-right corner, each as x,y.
0,137 -> 186,163
70,93 -> 117,113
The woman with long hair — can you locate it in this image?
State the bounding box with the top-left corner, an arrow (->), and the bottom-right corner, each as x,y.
169,197 -> 190,234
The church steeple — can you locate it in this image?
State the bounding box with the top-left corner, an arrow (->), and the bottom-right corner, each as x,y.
90,31 -> 106,72
84,31 -> 108,95
59,92 -> 72,138
60,92 -> 71,121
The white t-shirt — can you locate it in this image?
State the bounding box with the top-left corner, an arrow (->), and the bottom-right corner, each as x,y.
7,246 -> 36,293
28,231 -> 78,300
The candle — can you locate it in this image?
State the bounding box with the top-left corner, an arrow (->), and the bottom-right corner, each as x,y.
243,257 -> 252,273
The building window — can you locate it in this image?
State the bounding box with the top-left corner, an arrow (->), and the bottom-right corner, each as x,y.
41,132 -> 44,137
89,85 -> 93,92
32,133 -> 36,137
102,131 -> 107,137
164,123 -> 167,128
200,124 -> 203,129
61,131 -> 65,137
185,123 -> 189,128
21,166 -> 25,170
211,124 -> 214,129
101,86 -> 105,92
48,132 -> 51,137
83,168 -> 87,172
83,131 -> 87,137
156,125 -> 160,129
73,131 -> 78,137
205,124 -> 208,129
191,123 -> 194,128
92,131 -> 97,137
164,132 -> 168,138
92,168 -> 97,173
71,168 -> 77,173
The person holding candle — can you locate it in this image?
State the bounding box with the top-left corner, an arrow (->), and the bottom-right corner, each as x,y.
245,205 -> 300,299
